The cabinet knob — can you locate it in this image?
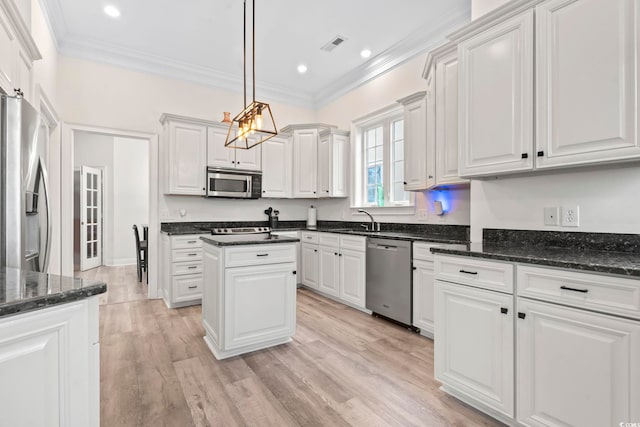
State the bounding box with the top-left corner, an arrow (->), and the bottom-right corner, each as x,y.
334,252 -> 338,255
428,175 -> 433,179
518,312 -> 526,319
537,151 -> 544,157
501,307 -> 508,314
232,161 -> 235,164
339,253 -> 342,257
237,162 -> 240,165
521,153 -> 529,159
314,249 -> 318,253
263,190 -> 266,193
13,88 -> 23,97
313,191 -> 316,194
403,181 -> 407,185
292,271 -> 297,275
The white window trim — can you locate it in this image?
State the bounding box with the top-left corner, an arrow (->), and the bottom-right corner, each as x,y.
349,103 -> 415,214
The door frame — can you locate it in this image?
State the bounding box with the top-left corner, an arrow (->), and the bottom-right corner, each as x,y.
61,124 -> 159,299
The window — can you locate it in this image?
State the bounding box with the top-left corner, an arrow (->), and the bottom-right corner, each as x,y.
357,108 -> 410,207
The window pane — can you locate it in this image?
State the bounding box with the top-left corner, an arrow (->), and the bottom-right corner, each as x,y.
394,161 -> 404,182
394,183 -> 408,202
375,146 -> 383,162
393,120 -> 404,141
366,148 -> 376,164
367,187 -> 376,203
394,140 -> 404,161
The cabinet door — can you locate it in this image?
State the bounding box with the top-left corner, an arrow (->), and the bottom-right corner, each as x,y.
339,248 -> 365,308
224,262 -> 296,350
403,96 -> 428,190
161,235 -> 170,301
435,51 -> 467,186
425,72 -> 437,189
172,274 -> 202,303
15,47 -> 32,103
517,298 -> 640,427
435,281 -> 514,417
0,9 -> 15,94
536,0 -> 640,168
318,246 -> 340,297
331,134 -> 349,197
458,10 -> 534,177
261,136 -> 292,198
412,260 -> 435,335
207,125 -> 235,168
301,243 -> 319,289
236,139 -> 261,171
292,129 -> 318,198
317,135 -> 331,197
168,122 -> 207,195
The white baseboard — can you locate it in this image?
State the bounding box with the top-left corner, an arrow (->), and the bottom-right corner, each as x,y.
105,257 -> 137,266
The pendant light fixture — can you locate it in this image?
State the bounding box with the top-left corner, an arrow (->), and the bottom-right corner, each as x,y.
224,0 -> 277,149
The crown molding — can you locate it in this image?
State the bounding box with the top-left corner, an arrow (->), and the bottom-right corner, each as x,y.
319,128 -> 349,138
1,0 -> 42,60
39,0 -> 470,111
159,113 -> 231,128
396,91 -> 426,106
280,123 -> 337,134
312,3 -> 470,108
422,40 -> 457,79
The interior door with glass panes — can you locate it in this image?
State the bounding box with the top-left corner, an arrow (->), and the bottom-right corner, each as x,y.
80,166 -> 102,271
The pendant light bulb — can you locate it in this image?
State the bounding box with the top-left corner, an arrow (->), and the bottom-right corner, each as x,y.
256,109 -> 263,129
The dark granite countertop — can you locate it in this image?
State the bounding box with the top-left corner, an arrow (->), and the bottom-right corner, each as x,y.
431,243 -> 640,278
200,234 -> 300,247
299,228 -> 469,244
0,268 -> 107,318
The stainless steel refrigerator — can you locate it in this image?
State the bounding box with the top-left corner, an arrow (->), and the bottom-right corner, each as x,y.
0,94 -> 51,273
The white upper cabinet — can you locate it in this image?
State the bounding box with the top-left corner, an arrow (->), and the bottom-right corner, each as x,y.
207,123 -> 261,171
535,0 -> 640,168
398,92 -> 428,191
457,10 -> 535,177
0,2 -> 40,102
318,129 -> 350,198
434,46 -> 467,186
292,128 -> 319,198
261,135 -> 292,198
166,120 -> 207,195
425,72 -> 437,189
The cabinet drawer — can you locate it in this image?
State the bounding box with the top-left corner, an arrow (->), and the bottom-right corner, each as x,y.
171,235 -> 203,249
340,235 -> 366,252
173,274 -> 202,302
172,248 -> 203,262
225,244 -> 296,268
517,265 -> 640,320
301,231 -> 319,244
318,232 -> 340,248
172,260 -> 203,276
414,243 -> 467,262
434,255 -> 514,294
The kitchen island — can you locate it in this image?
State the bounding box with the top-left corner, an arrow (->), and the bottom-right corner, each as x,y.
200,234 -> 299,360
0,267 -> 106,427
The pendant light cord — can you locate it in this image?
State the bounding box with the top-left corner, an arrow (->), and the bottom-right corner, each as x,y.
243,0 -> 247,108
252,0 -> 256,103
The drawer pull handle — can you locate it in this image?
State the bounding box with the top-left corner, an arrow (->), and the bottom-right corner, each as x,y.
307,236 -> 313,239
187,240 -> 197,244
187,253 -> 198,256
560,285 -> 589,293
459,269 -> 478,275
188,285 -> 198,289
256,253 -> 269,257
188,266 -> 198,269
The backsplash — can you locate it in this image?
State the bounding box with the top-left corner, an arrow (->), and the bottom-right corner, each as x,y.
483,229 -> 640,253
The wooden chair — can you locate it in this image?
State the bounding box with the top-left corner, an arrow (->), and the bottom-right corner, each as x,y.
133,225 -> 148,283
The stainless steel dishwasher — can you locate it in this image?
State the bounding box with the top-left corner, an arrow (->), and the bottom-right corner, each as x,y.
365,237 -> 413,327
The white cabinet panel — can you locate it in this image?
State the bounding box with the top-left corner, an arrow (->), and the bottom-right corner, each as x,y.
301,243 -> 319,289
339,248 -> 366,308
318,246 -> 340,297
425,73 -> 437,189
292,129 -> 318,198
401,93 -> 428,190
207,125 -> 235,168
224,262 -> 296,350
435,281 -> 514,417
173,274 -> 203,302
317,134 -> 331,197
413,259 -> 435,335
458,10 -> 534,177
535,0 -> 640,168
15,47 -> 32,102
261,136 -> 292,198
167,122 -> 207,195
235,141 -> 261,170
330,133 -> 349,197
517,298 -> 640,427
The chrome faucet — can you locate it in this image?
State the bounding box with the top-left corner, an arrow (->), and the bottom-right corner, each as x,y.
358,209 -> 380,231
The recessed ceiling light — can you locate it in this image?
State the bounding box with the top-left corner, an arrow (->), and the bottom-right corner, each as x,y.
360,49 -> 372,58
297,64 -> 308,74
104,5 -> 121,18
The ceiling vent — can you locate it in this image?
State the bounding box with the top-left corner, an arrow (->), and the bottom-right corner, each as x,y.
321,35 -> 347,52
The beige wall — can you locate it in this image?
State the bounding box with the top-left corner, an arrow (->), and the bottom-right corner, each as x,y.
471,0 -> 510,19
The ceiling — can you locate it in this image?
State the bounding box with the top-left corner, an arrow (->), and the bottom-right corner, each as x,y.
41,0 -> 470,107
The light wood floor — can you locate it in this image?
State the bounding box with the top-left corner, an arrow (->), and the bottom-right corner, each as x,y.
78,265 -> 501,427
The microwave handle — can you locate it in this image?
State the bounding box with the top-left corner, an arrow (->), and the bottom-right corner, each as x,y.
247,176 -> 252,195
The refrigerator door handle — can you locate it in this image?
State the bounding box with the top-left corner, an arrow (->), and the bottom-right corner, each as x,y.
38,156 -> 52,273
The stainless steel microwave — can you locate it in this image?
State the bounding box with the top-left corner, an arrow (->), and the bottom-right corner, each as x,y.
206,167 -> 262,199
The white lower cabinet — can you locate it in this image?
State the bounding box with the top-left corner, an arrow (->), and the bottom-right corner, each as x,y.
301,242 -> 319,289
339,248 -> 366,307
435,280 -> 514,418
412,259 -> 435,335
318,245 -> 340,297
517,298 -> 640,427
161,233 -> 203,308
0,298 -> 100,427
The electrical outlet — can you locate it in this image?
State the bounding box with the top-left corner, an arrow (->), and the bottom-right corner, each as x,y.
544,207 -> 559,226
561,205 -> 580,227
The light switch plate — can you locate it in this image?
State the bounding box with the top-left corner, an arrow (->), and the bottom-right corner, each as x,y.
561,205 -> 580,227
544,207 -> 559,226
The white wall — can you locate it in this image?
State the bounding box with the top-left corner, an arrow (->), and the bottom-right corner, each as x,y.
471,0 -> 510,19
74,133 -> 150,266
113,137 -> 149,264
470,164 -> 640,241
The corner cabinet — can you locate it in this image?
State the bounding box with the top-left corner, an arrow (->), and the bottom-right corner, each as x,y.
161,115 -> 207,196
318,129 -> 349,198
397,92 -> 429,191
457,10 -> 534,177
